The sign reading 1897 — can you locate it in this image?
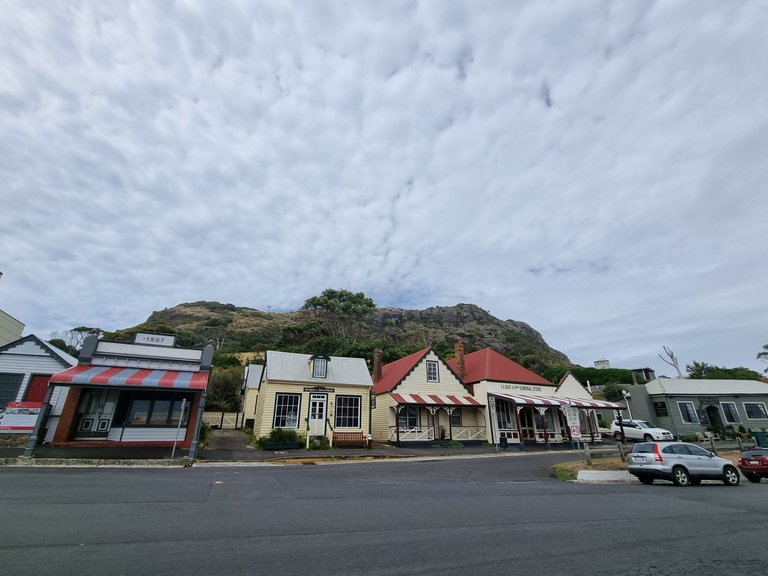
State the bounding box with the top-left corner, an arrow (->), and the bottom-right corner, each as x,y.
134,333 -> 176,347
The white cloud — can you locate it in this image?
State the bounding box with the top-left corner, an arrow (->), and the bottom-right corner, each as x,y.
1,0 -> 766,375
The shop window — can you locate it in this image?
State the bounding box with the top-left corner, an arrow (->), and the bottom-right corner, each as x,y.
744,402 -> 768,420
721,402 -> 739,423
426,361 -> 439,382
496,401 -> 516,430
273,393 -> 301,428
678,401 -> 698,423
334,395 -> 361,428
126,394 -> 190,427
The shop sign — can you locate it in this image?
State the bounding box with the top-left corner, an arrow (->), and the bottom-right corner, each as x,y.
303,386 -> 335,393
134,333 -> 176,347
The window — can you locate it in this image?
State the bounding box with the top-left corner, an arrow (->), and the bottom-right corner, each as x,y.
721,402 -> 739,423
399,405 -> 419,428
126,395 -> 190,426
426,360 -> 439,382
450,409 -> 462,427
274,393 -> 301,428
678,401 -> 698,423
312,357 -> 328,379
0,373 -> 24,409
334,395 -> 361,428
744,402 -> 768,420
496,401 -> 516,430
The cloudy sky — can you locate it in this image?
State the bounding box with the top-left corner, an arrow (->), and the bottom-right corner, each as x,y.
1,1 -> 766,375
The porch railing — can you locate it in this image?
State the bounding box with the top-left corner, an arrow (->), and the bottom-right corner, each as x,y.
388,426 -> 486,442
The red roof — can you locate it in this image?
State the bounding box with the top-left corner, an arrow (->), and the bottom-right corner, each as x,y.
447,347 -> 552,386
372,347 -> 432,394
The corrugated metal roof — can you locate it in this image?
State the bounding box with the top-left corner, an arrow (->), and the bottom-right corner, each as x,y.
50,365 -> 209,389
646,378 -> 768,396
446,347 -> 551,386
265,350 -> 372,387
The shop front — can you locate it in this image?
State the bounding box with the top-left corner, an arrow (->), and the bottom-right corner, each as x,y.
29,333 -> 212,457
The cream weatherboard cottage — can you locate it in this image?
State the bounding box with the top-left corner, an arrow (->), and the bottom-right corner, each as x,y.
246,351 -> 373,447
370,347 -> 485,445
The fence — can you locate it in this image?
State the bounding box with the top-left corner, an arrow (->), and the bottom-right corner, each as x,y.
202,412 -> 241,430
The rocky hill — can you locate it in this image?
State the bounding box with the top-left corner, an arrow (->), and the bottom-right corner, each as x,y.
126,301 -> 570,371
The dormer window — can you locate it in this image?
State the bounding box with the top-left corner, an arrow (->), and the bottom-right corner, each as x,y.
311,356 -> 329,379
426,360 -> 439,382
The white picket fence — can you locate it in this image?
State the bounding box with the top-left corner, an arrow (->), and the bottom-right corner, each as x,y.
202,412 -> 241,429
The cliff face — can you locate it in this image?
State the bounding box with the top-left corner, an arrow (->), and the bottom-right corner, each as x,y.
135,301 -> 570,367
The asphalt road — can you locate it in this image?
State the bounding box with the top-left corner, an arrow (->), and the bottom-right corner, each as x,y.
1,454 -> 765,576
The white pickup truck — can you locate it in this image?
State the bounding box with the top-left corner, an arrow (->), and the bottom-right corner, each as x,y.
610,419 -> 674,442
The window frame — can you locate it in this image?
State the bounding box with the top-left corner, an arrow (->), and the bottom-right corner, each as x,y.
450,408 -> 462,427
312,357 -> 328,379
426,360 -> 439,382
399,405 -> 419,428
720,402 -> 740,423
677,401 -> 699,423
125,394 -> 190,427
743,402 -> 768,420
273,393 -> 301,429
334,395 -> 361,429
0,372 -> 24,409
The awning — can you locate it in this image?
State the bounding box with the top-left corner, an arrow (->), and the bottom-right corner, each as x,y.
491,392 -> 624,410
50,365 -> 209,390
390,393 -> 483,406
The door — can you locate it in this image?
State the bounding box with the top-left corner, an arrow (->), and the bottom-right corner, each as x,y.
24,375 -> 50,403
76,389 -> 118,438
519,407 -> 536,440
308,394 -> 327,437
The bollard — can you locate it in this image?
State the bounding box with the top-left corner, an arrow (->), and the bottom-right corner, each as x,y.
584,442 -> 592,466
617,442 -> 626,462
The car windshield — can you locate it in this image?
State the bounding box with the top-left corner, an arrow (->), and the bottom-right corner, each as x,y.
635,421 -> 652,428
742,450 -> 768,457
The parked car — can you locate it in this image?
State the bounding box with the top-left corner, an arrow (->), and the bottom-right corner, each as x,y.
627,441 -> 740,486
610,419 -> 674,442
737,448 -> 768,483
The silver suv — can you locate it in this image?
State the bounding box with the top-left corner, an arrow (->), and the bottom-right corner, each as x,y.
628,441 -> 740,486
611,419 -> 674,442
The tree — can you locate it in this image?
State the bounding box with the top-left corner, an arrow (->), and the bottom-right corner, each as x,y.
206,366 -> 243,413
758,344 -> 768,373
301,289 -> 376,346
49,327 -> 103,352
686,361 -> 762,380
659,346 -> 683,378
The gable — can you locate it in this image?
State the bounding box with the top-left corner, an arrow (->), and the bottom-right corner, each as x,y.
0,335 -> 76,373
555,373 -> 593,400
378,349 -> 470,396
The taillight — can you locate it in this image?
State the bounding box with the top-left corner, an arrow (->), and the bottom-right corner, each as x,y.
653,444 -> 663,462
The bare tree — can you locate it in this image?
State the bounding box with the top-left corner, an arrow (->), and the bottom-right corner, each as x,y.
659,345 -> 684,378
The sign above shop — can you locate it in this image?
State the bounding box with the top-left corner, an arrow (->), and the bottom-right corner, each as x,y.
134,333 -> 176,347
303,386 -> 335,393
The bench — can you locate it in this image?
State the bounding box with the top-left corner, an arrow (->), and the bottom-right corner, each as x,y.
333,431 -> 367,448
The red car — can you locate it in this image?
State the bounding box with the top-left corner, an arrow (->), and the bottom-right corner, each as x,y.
737,448 -> 768,483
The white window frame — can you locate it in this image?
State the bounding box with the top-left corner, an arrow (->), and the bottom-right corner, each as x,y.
334,395 -> 361,429
312,357 -> 328,379
720,402 -> 740,423
450,408 -> 462,427
743,402 -> 768,420
399,405 -> 419,427
273,393 -> 301,428
426,360 -> 439,382
677,401 -> 699,423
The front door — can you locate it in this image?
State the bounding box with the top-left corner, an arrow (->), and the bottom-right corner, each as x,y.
308,394 -> 327,437
76,389 -> 118,439
519,407 -> 536,441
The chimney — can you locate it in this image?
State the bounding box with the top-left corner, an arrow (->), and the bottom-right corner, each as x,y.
455,341 -> 465,380
373,348 -> 383,383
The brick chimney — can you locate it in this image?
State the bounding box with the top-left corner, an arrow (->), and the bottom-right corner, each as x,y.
373,348 -> 383,383
455,341 -> 465,380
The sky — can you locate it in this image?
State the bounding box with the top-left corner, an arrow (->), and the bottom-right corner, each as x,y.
1,1 -> 766,377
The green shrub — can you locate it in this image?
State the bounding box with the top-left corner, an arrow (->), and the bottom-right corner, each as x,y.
255,428 -> 306,448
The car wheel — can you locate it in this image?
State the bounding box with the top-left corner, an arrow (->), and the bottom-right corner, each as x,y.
722,465 -> 740,486
744,473 -> 761,484
638,475 -> 653,485
613,432 -> 622,441
643,434 -> 653,442
672,466 -> 691,486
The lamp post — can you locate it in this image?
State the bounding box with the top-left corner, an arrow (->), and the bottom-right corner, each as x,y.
621,390 -> 633,419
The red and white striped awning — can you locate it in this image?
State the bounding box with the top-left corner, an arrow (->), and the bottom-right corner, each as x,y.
491,392 -> 624,410
390,393 -> 483,406
50,365 -> 209,390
